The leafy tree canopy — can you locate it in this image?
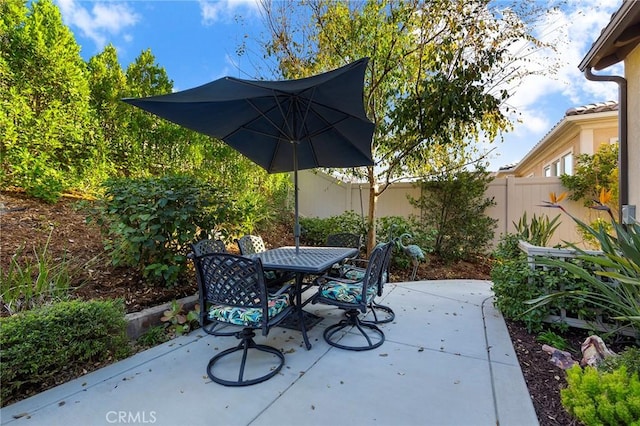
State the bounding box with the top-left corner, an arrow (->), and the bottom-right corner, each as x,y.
258,0 -> 556,249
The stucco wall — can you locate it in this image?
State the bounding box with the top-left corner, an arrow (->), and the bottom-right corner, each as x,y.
626,44 -> 640,213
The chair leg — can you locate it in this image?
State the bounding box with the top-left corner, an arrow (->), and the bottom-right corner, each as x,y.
323,309 -> 385,351
207,328 -> 284,386
363,300 -> 395,324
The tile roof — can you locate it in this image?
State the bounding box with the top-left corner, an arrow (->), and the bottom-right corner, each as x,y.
565,100 -> 619,116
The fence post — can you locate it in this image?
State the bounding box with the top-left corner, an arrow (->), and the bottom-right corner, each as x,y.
506,175 -> 517,235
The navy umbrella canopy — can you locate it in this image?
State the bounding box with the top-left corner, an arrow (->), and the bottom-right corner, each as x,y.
123,58 -> 374,251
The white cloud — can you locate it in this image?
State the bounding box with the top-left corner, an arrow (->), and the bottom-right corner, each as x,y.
56,0 -> 139,49
508,1 -> 621,110
199,0 -> 260,25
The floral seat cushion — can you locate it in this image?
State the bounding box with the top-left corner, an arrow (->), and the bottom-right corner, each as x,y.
343,267 -> 388,284
208,294 -> 289,326
319,280 -> 377,304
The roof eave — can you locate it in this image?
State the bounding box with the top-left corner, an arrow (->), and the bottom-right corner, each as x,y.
511,110 -> 618,174
579,1 -> 640,71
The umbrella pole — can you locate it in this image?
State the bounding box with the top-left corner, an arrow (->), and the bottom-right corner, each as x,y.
293,142 -> 300,255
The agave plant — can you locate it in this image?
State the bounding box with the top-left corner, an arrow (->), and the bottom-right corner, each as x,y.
527,191 -> 640,335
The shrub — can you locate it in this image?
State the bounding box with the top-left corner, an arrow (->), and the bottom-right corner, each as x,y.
491,232 -> 596,333
0,299 -> 130,406
96,175 -> 235,287
512,212 -> 562,247
561,365 -> 640,426
410,167 -> 496,261
527,197 -> 640,334
8,148 -> 67,204
599,347 -> 640,377
299,211 -> 367,246
376,215 -> 436,270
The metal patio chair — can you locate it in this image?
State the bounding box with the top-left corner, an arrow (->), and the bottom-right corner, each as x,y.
189,251 -> 294,386
236,234 -> 295,287
191,239 -> 227,256
325,232 -> 363,276
312,243 -> 387,351
340,240 -> 396,324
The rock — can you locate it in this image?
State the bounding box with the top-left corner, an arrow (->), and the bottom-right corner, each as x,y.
542,344 -> 578,370
580,335 -> 617,367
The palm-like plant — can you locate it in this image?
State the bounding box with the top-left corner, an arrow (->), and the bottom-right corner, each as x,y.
527,191 -> 640,336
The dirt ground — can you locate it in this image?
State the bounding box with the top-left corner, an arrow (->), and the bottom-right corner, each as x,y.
0,190 -> 583,422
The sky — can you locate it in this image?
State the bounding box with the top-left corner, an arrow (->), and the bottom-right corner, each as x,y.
54,0 -> 624,172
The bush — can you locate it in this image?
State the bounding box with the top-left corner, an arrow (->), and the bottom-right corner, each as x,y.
491,233 -> 597,333
299,211 -> 367,246
527,202 -> 640,334
410,167 -> 496,261
376,215 -> 435,269
96,175 -> 235,287
490,240 -> 547,332
561,365 -> 640,426
0,299 -> 130,406
600,347 -> 640,377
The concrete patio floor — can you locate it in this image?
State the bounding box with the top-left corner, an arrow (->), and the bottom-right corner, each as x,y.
1,280 -> 538,426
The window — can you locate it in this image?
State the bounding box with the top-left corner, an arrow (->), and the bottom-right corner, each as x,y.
544,152 -> 573,177
562,153 -> 573,176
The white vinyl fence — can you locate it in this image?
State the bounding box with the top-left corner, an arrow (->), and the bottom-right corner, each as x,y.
297,171 -> 595,249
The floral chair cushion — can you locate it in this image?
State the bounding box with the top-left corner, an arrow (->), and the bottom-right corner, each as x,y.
319,280 -> 377,304
208,294 -> 289,327
343,267 -> 388,284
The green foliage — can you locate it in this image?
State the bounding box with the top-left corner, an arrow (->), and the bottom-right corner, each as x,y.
376,215 -> 436,269
96,175 -> 234,287
491,233 -> 598,333
527,213 -> 640,335
0,299 -> 130,406
560,143 -> 619,210
0,229 -> 73,314
300,211 -> 368,246
561,365 -> 640,426
411,167 -> 497,261
599,347 -> 640,377
160,300 -> 200,337
537,330 -> 570,351
579,217 -> 614,250
136,325 -> 169,348
490,242 -> 547,332
513,212 -> 562,247
2,0 -> 96,200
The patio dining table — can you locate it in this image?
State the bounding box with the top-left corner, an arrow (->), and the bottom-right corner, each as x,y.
247,246 -> 359,349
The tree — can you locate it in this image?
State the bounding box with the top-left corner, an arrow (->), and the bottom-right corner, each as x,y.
258,0 -> 554,252
86,44 -> 129,176
560,143 -> 619,214
560,142 -> 619,248
124,49 -> 175,175
1,0 -> 95,201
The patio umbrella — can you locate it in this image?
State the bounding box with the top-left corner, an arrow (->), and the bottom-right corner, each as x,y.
123,58 -> 374,253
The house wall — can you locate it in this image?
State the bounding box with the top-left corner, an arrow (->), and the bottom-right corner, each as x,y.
626,44 -> 640,213
499,113 -> 617,179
